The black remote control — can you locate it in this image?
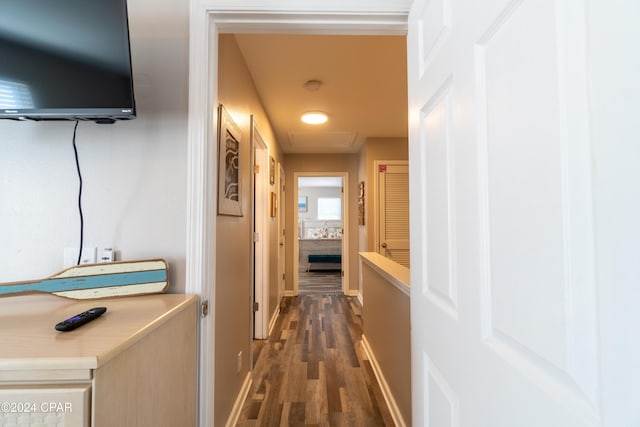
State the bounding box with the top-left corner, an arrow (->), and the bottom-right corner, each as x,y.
55,307 -> 107,332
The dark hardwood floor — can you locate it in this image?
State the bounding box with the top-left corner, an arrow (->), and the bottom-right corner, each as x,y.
298,271 -> 342,295
237,294 -> 395,426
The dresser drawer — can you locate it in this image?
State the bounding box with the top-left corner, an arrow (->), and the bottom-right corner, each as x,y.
0,384 -> 90,426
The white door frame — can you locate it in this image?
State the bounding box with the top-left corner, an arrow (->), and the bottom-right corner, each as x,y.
277,163 -> 286,303
185,2 -> 410,425
252,119 -> 270,340
293,172 -> 349,296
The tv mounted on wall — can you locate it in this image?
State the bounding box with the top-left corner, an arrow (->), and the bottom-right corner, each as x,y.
0,0 -> 136,124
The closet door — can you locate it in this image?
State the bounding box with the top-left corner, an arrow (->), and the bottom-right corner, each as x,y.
377,160 -> 409,268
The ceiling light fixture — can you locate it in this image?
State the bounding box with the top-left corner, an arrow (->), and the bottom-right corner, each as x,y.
301,111 -> 328,125
303,79 -> 323,91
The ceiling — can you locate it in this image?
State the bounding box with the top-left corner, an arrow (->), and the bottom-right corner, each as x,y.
234,34 -> 408,154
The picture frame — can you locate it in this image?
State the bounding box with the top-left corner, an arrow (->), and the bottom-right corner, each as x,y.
358,181 -> 365,225
269,156 -> 276,186
270,192 -> 277,218
217,105 -> 243,216
298,196 -> 308,212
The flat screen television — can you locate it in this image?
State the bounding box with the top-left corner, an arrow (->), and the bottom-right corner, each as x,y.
0,0 -> 136,123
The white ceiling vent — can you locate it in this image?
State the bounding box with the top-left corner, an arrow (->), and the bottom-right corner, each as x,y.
287,131 -> 358,153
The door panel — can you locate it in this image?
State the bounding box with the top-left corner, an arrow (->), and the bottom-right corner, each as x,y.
477,0 -> 598,405
409,0 -> 600,425
422,78 -> 456,317
252,121 -> 269,340
378,161 -> 410,267
277,164 -> 286,302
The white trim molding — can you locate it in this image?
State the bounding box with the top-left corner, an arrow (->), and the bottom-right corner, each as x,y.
362,335 -> 407,427
197,0 -> 411,35
268,306 -> 281,336
224,372 -> 252,427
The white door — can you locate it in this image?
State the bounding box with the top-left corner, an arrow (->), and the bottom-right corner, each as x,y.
252,120 -> 269,339
408,0 -> 615,425
277,164 -> 286,302
376,160 -> 410,268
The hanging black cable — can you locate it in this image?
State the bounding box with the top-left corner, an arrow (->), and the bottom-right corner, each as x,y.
72,121 -> 84,265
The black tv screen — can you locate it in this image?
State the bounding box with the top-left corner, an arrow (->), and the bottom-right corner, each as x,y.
0,0 -> 136,123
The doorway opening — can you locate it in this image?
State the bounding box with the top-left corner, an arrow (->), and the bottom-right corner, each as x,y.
296,175 -> 344,295
293,173 -> 348,295
187,6 -> 409,427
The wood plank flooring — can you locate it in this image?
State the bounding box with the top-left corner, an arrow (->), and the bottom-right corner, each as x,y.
298,271 -> 342,295
237,294 -> 395,426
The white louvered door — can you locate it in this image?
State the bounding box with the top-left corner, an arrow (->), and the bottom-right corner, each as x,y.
377,160 -> 410,268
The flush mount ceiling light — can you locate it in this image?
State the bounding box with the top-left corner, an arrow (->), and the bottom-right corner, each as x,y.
303,79 -> 323,91
301,111 -> 328,125
301,80 -> 327,124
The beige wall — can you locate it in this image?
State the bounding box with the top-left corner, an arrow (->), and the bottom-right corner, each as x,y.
216,36 -> 406,426
284,154 -> 359,294
216,34 -> 283,426
361,254 -> 411,425
357,137 -> 408,254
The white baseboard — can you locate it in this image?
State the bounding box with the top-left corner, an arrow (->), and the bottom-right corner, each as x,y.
284,290 -> 360,298
225,372 -> 252,427
268,306 -> 280,336
361,335 -> 406,427
345,289 -> 360,297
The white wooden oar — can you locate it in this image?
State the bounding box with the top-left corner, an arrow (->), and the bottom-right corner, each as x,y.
0,259 -> 169,299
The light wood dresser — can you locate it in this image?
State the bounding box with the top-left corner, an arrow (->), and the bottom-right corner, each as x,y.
0,293 -> 198,426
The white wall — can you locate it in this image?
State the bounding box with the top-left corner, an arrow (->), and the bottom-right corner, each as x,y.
298,186 -> 342,221
0,0 -> 190,291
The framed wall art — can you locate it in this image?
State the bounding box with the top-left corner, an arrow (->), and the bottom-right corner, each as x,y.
217,105 -> 243,216
298,196 -> 308,212
270,192 -> 277,218
358,181 -> 365,225
269,156 -> 276,186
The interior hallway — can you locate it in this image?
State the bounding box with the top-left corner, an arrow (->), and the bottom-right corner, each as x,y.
237,294 -> 394,426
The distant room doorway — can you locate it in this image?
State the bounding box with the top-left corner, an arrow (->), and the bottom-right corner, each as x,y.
296,175 -> 344,295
